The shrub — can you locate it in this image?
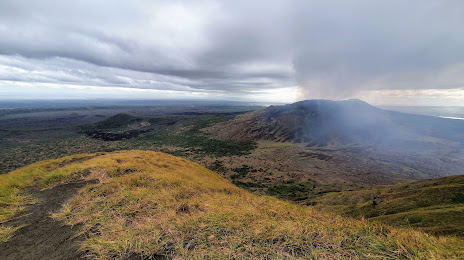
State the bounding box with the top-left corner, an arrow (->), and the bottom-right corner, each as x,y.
451,193 -> 464,203
408,215 -> 423,224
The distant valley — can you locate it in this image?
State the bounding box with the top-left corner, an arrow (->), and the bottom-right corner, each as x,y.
1,100 -> 464,259
1,100 -> 464,203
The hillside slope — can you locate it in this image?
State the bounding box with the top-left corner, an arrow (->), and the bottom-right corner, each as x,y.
314,175 -> 464,236
203,99 -> 464,185
206,99 -> 400,146
205,99 -> 464,147
1,151 -> 463,259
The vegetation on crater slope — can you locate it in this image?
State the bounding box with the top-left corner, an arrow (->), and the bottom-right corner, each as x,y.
314,175 -> 464,237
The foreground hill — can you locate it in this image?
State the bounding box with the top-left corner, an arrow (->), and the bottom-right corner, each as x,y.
1,151 -> 463,259
314,175 -> 464,236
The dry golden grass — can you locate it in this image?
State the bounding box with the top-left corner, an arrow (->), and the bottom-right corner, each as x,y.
0,153 -> 95,223
1,150 -> 463,259
0,225 -> 21,243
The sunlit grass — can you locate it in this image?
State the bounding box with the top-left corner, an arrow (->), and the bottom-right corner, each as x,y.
1,150 -> 463,258
0,153 -> 95,223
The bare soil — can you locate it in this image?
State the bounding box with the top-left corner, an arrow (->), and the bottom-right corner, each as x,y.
0,181 -> 96,260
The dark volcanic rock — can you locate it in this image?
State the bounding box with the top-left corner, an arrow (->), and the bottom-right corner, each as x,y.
84,129 -> 151,141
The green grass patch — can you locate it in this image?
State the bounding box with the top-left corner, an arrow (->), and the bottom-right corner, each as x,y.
87,113 -> 142,130
143,116 -> 257,157
208,160 -> 227,173
41,171 -> 67,187
230,165 -> 255,179
408,215 -> 423,224
315,175 -> 464,236
452,192 -> 464,203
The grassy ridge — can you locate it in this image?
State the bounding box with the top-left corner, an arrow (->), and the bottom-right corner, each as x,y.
314,175 -> 464,236
140,116 -> 257,157
0,151 -> 463,259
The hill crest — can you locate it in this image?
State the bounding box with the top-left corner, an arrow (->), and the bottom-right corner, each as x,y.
1,150 -> 463,259
205,99 -> 464,149
205,99 -> 401,146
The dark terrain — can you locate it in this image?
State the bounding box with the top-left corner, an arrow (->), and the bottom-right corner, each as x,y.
0,181 -> 94,260
0,100 -> 259,174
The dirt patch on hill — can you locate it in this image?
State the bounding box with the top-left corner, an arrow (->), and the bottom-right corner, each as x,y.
0,180 -> 97,260
57,155 -> 97,169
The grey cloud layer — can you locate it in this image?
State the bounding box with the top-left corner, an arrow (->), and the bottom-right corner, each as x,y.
0,0 -> 463,99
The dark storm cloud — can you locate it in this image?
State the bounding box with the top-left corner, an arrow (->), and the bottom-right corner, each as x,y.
0,0 -> 463,100
289,0 -> 464,98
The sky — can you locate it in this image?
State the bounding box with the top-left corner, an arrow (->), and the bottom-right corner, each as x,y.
0,0 -> 463,105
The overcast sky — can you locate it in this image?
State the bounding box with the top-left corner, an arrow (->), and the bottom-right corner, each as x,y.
0,0 -> 463,105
